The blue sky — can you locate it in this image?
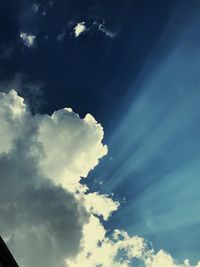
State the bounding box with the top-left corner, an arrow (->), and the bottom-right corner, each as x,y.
88,1 -> 200,263
0,1 -> 200,267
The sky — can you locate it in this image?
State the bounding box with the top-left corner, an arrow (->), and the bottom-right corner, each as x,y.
0,1 -> 200,267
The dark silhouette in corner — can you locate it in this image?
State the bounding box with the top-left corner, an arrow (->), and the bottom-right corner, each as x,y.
0,236 -> 19,267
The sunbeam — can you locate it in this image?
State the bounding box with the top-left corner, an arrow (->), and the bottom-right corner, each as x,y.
94,3 -> 200,264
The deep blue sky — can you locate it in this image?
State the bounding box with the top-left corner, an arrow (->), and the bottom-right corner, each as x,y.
1,0 -> 200,265
0,0 -> 177,133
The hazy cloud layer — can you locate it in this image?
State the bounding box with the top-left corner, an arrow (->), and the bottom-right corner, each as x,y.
0,90 -> 199,267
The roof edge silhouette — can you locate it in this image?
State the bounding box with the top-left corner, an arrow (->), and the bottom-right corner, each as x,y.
0,236 -> 19,267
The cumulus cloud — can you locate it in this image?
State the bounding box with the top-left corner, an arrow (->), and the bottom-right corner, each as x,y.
74,22 -> 86,38
36,107 -> 107,192
0,90 -> 199,267
0,90 -> 105,267
20,32 -> 36,47
0,90 -> 26,155
0,73 -> 44,113
83,192 -> 119,220
67,216 -> 200,267
66,217 -> 146,267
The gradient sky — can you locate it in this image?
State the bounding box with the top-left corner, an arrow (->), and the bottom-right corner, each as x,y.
0,1 -> 200,267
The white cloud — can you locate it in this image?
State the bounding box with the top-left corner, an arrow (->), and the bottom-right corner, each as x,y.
144,250 -> 200,267
0,90 -> 199,267
36,108 -> 107,193
83,192 -> 119,220
66,217 -> 146,267
74,22 -> 86,38
20,32 -> 36,47
67,222 -> 200,267
0,90 -> 26,155
0,90 -> 105,267
57,20 -> 116,41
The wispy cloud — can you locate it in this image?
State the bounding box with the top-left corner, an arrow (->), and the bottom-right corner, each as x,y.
97,22 -> 117,38
31,3 -> 40,14
31,1 -> 54,16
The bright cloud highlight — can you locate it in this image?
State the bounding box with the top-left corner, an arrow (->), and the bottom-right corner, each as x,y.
74,22 -> 86,37
20,32 -> 36,47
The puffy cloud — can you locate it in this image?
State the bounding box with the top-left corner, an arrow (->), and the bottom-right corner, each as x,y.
144,250 -> 200,267
0,73 -> 45,113
20,32 -> 36,47
0,90 -> 105,267
67,222 -> 200,267
66,216 -> 146,267
0,90 -> 199,267
83,192 -> 119,220
74,22 -> 86,38
0,90 -> 26,155
36,108 -> 107,192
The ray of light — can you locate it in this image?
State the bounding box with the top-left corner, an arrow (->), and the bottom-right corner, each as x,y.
92,3 -> 200,263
